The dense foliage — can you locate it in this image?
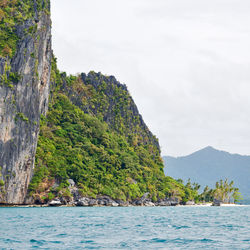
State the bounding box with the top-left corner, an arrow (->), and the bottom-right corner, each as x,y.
177,178 -> 242,204
29,58 -> 194,203
200,179 -> 242,203
65,71 -> 160,153
0,0 -> 50,58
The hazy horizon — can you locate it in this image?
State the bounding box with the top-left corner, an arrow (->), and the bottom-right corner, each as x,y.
51,0 -> 250,156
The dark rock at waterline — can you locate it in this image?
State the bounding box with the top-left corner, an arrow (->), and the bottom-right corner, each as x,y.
212,199 -> 222,206
67,193 -> 182,207
49,199 -> 62,206
185,200 -> 195,205
76,196 -> 119,207
115,200 -> 130,207
97,196 -> 119,206
156,197 -> 179,206
76,197 -> 89,206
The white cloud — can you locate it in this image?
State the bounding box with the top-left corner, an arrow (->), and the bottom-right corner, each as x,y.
51,0 -> 250,156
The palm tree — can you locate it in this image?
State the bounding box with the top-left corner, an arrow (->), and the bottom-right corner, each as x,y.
232,188 -> 242,203
185,179 -> 192,189
192,182 -> 201,191
227,180 -> 234,203
200,185 -> 209,202
212,179 -> 241,204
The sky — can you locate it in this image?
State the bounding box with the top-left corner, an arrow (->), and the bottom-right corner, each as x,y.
51,0 -> 250,157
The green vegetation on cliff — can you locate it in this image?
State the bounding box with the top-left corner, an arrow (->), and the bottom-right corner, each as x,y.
1,1 -> 241,205
0,0 -> 50,58
29,57 -> 195,203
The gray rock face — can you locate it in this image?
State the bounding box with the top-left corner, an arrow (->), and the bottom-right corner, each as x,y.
212,199 -> 222,206
61,71 -> 161,152
77,197 -> 90,207
49,199 -> 62,207
156,198 -> 179,206
0,11 -> 52,204
185,200 -> 195,205
68,179 -> 75,188
144,201 -> 155,207
76,196 -> 120,207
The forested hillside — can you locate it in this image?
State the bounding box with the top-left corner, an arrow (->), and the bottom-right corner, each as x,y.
29,57 -> 194,204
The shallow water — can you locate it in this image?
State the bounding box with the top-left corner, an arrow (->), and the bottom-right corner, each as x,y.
0,206 -> 249,249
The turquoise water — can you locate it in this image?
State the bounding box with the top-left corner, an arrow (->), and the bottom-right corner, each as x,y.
0,207 -> 249,249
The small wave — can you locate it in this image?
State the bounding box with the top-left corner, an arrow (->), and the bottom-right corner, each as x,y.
173,225 -> 191,229
200,238 -> 215,243
171,238 -> 194,244
119,242 -> 129,247
243,239 -> 250,242
30,239 -> 45,246
80,240 -> 95,244
56,233 -> 67,238
219,224 -> 244,229
95,223 -> 105,227
171,238 -> 217,244
49,240 -> 62,244
144,237 -> 199,244
4,238 -> 21,243
151,238 -> 168,243
30,239 -> 62,245
15,215 -> 24,219
39,225 -> 54,228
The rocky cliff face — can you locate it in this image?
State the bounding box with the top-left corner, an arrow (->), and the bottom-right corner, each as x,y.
0,1 -> 191,205
62,71 -> 160,153
0,2 -> 52,204
28,67 -> 185,204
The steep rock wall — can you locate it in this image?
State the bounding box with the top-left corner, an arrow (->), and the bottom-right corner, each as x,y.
0,4 -> 52,204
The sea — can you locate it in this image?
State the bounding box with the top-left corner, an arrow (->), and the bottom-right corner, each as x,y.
0,206 -> 249,249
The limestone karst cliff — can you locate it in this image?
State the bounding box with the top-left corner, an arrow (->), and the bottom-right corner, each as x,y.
27,56 -> 201,206
0,0 -> 51,204
29,65 -> 171,204
0,1 -> 195,205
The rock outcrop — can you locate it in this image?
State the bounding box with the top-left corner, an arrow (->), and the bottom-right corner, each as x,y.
0,4 -> 52,204
212,199 -> 222,206
185,200 -> 195,205
61,71 -> 160,152
43,194 -> 180,207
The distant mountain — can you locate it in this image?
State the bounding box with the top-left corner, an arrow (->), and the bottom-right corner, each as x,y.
163,146 -> 250,203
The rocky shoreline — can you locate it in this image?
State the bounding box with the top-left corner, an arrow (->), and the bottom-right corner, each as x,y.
0,179 -> 242,207
27,180 -> 182,207
48,195 -> 180,207
0,193 -> 181,207
0,198 -> 242,207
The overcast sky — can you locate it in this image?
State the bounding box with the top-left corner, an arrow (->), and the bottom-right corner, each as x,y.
51,0 -> 250,156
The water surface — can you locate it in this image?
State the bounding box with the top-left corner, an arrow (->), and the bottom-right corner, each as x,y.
0,206 -> 249,249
